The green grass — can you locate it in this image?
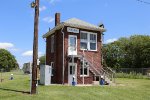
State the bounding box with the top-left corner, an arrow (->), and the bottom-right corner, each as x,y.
0,71 -> 150,100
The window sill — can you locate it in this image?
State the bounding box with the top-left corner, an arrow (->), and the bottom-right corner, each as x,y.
80,49 -> 98,52
80,75 -> 89,77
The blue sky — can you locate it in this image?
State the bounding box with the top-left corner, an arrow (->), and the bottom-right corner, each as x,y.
0,0 -> 150,68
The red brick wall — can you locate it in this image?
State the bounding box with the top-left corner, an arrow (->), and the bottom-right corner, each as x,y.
63,27 -> 102,84
46,26 -> 102,84
46,30 -> 63,84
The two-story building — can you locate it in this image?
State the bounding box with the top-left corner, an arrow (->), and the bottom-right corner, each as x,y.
43,13 -> 106,85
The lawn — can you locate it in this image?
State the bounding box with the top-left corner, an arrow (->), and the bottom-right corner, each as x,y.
0,71 -> 150,100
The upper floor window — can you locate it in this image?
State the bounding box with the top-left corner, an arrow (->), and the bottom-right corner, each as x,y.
80,31 -> 97,51
90,34 -> 96,50
51,35 -> 54,53
80,33 -> 88,50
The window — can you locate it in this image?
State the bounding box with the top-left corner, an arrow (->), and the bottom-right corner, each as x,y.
70,65 -> 75,75
80,33 -> 88,49
90,34 -> 96,50
80,67 -> 89,76
51,62 -> 54,76
80,31 -> 97,51
70,36 -> 76,51
51,35 -> 54,53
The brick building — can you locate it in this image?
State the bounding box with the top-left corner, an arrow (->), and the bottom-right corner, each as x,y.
43,13 -> 106,85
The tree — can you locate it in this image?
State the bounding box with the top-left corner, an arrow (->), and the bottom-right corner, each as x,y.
103,35 -> 150,69
39,55 -> 46,65
0,49 -> 19,71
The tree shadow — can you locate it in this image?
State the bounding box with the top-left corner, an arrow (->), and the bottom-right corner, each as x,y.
0,87 -> 30,94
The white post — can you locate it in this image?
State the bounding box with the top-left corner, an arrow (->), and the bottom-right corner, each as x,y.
82,50 -> 85,85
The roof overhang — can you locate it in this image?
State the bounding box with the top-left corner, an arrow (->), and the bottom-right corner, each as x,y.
43,23 -> 106,38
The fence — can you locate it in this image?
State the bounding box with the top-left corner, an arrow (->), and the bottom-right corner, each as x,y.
115,68 -> 150,75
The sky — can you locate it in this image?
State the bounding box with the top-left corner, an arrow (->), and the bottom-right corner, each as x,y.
0,0 -> 150,68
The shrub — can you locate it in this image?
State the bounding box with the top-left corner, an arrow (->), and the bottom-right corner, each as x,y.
115,72 -> 150,79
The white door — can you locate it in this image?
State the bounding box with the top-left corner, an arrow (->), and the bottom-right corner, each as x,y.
68,63 -> 77,85
68,35 -> 77,55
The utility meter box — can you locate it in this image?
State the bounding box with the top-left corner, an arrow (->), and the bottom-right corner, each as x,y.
40,65 -> 52,85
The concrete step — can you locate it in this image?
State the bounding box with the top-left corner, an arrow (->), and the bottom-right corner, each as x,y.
92,81 -> 99,85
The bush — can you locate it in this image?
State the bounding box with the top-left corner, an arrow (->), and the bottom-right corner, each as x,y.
115,72 -> 150,79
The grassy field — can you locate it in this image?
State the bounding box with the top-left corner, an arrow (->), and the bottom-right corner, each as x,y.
0,71 -> 150,100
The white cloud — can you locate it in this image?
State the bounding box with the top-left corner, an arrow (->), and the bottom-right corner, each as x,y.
43,16 -> 54,23
105,38 -> 117,44
22,50 -> 43,57
48,0 -> 61,4
0,42 -> 14,49
39,6 -> 46,12
22,50 -> 33,56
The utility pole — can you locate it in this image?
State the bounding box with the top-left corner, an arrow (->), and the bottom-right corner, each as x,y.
31,0 -> 39,94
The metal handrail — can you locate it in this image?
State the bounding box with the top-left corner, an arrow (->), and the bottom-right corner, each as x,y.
78,51 -> 102,76
67,47 -> 115,83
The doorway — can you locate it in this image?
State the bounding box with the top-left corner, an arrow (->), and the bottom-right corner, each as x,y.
68,63 -> 77,85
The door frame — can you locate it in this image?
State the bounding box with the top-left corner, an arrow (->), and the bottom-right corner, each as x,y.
68,63 -> 77,85
68,35 -> 77,55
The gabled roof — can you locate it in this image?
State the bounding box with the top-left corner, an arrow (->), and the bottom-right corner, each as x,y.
43,18 -> 106,38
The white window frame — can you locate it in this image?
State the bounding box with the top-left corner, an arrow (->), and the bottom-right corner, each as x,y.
51,35 -> 54,53
80,67 -> 89,77
51,62 -> 54,76
80,33 -> 88,50
80,31 -> 97,51
68,35 -> 77,55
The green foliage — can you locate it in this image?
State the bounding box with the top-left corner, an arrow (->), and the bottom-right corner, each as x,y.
39,55 -> 45,65
0,49 -> 18,71
115,72 -> 149,79
103,35 -> 150,69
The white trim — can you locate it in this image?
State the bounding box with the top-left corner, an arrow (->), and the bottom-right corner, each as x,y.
81,31 -> 95,34
68,35 -> 77,55
80,31 -> 97,51
67,27 -> 79,33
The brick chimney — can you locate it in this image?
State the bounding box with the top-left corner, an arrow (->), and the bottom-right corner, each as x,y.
55,13 -> 60,26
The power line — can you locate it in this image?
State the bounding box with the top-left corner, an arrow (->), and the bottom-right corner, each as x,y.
137,0 -> 150,5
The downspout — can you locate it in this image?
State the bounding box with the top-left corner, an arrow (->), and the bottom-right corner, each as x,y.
61,26 -> 65,84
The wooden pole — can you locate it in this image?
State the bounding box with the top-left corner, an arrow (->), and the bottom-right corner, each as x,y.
31,0 -> 39,94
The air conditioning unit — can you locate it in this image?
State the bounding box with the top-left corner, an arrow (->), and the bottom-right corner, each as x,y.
40,65 -> 52,85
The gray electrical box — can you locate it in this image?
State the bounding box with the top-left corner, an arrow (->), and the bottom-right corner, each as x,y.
40,65 -> 52,85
